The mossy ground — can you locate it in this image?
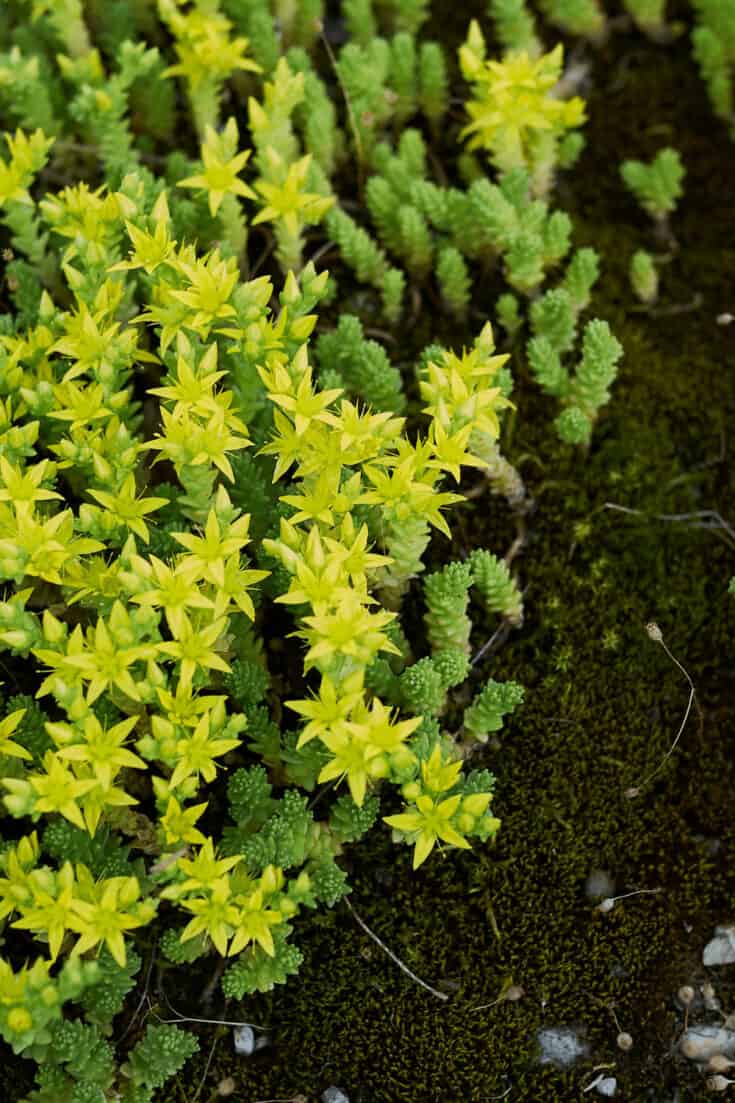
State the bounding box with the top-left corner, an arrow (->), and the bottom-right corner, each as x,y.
3,7 -> 735,1103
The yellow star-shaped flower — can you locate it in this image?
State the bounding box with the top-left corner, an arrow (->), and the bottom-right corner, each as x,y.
178,118 -> 256,216
253,153 -> 334,238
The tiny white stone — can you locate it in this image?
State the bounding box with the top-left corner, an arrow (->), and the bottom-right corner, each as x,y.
537,1026 -> 588,1067
233,1024 -> 255,1055
680,1025 -> 735,1062
322,1088 -> 350,1103
585,870 -> 615,901
595,1077 -> 617,1097
703,927 -> 735,967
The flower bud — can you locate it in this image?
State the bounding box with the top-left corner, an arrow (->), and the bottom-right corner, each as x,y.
367,755 -> 388,778
402,781 -> 421,802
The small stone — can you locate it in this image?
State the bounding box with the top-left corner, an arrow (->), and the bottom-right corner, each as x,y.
680,1025 -> 735,1062
703,927 -> 735,966
585,870 -> 615,901
537,1026 -> 589,1067
322,1088 -> 350,1103
595,1077 -> 617,1097
233,1024 -> 255,1055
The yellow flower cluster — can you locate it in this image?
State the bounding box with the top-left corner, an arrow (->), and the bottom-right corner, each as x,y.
0,128 -> 53,208
0,833 -> 154,967
257,333 -> 506,825
0,116 -> 508,948
459,21 -> 585,188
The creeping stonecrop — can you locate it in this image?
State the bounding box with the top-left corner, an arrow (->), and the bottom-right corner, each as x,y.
0,1 -> 636,1096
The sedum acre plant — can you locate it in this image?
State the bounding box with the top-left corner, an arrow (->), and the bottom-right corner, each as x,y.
459,21 -> 586,196
0,117 -> 523,1102
620,146 -> 686,225
0,1 -> 628,1097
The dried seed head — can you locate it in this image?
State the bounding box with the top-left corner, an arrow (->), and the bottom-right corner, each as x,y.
598,897 -> 616,913
677,985 -> 695,1007
505,984 -> 525,1001
616,1031 -> 633,1052
706,1074 -> 734,1091
217,1079 -> 236,1097
710,1056 -> 735,1074
646,621 -> 663,642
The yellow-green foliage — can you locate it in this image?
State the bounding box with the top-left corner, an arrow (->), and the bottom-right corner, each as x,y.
459,21 -> 586,194
158,0 -> 261,138
0,3 -> 632,1095
0,117 -> 515,1089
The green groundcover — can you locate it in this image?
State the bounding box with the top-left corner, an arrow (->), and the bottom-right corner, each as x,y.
0,2 -> 734,1101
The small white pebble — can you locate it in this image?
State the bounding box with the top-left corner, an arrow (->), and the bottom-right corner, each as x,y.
704,927 -> 735,967
322,1088 -> 350,1103
537,1026 -> 589,1067
681,1025 -> 735,1061
585,870 -> 615,901
233,1024 -> 255,1056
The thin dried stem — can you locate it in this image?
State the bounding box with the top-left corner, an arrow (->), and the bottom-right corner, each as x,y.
193,1019 -> 224,1103
626,623 -> 702,797
600,502 -> 735,548
150,987 -> 269,1031
116,941 -> 158,1043
343,897 -> 449,1001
